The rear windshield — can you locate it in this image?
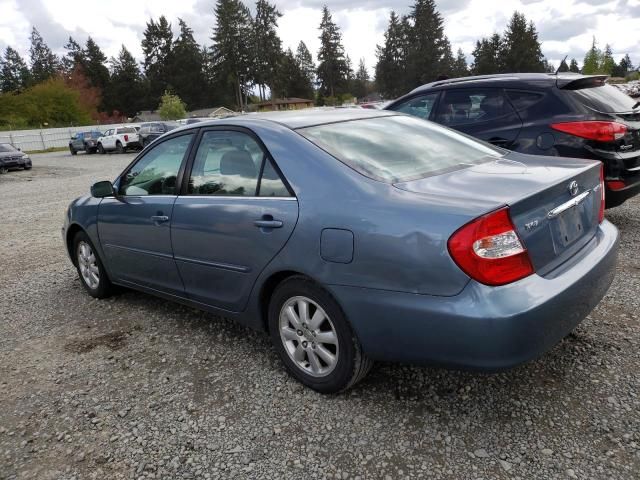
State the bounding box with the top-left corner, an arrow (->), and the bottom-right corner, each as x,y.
0,144 -> 18,153
117,127 -> 136,134
298,115 -> 502,183
82,131 -> 100,138
566,84 -> 639,113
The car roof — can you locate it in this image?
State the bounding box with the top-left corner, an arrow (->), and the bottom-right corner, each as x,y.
183,108 -> 397,130
407,72 -> 606,94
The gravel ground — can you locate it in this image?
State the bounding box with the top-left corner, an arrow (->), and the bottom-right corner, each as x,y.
0,151 -> 639,480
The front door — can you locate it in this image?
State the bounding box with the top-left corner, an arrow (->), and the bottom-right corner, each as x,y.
98,133 -> 195,295
171,129 -> 298,311
433,88 -> 523,148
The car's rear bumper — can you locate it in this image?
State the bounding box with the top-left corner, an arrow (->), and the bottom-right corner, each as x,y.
606,176 -> 640,208
327,220 -> 618,370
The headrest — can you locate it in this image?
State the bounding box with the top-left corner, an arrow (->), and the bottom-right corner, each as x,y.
220,149 -> 256,178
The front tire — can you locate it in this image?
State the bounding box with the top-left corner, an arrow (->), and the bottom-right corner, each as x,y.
73,231 -> 113,299
69,145 -> 77,155
268,276 -> 373,393
97,143 -> 105,154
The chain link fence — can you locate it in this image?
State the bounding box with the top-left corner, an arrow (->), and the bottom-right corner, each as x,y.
0,124 -> 124,152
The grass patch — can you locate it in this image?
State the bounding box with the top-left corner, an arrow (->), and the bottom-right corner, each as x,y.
24,146 -> 68,154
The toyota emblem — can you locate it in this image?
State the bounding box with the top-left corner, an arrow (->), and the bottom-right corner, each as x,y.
568,180 -> 579,197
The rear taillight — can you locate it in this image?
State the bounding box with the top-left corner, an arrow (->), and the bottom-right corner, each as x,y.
550,121 -> 627,142
606,180 -> 626,191
599,165 -> 606,223
448,207 -> 534,286
124,134 -> 129,142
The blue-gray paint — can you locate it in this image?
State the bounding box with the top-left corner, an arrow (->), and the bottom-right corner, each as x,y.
62,110 -> 619,369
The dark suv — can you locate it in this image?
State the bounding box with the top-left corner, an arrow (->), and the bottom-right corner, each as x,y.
69,131 -> 102,155
385,73 -> 640,208
139,122 -> 178,148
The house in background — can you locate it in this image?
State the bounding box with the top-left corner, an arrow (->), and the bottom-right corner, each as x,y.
131,106 -> 236,123
254,98 -> 314,112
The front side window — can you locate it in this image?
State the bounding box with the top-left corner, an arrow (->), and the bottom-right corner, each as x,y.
188,130 -> 290,197
118,134 -> 193,196
435,89 -> 515,126
299,115 -> 502,183
390,92 -> 439,120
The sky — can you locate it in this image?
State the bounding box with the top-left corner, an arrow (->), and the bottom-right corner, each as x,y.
1,0 -> 639,75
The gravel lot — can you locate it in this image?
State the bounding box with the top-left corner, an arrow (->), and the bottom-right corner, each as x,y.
1,151 -> 639,480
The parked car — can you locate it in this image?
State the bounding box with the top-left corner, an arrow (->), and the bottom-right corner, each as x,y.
0,143 -> 32,173
63,110 -> 618,393
139,122 -> 178,148
385,73 -> 640,208
97,126 -> 141,154
69,131 -> 102,155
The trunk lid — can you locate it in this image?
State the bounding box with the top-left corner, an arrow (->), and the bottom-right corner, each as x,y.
394,155 -> 603,276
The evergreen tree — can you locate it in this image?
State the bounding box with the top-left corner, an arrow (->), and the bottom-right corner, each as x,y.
582,37 -> 602,74
558,58 -> 569,72
316,5 -> 348,99
452,48 -> 469,77
83,37 -> 110,91
406,0 -> 448,85
352,58 -> 369,100
1,47 -> 31,92
295,41 -> 316,93
569,58 -> 580,73
211,0 -> 253,109
500,12 -> 544,72
375,11 -> 410,98
62,37 -> 84,74
614,53 -> 634,77
29,27 -> 59,84
169,19 -> 207,109
105,46 -> 144,117
142,16 -> 174,107
252,0 -> 282,101
439,39 -> 456,78
472,34 -> 503,74
274,47 -> 314,99
600,44 -> 615,75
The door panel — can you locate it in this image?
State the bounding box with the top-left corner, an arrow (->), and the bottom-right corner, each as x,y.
97,133 -> 195,294
170,128 -> 298,311
98,196 -> 183,293
171,197 -> 298,310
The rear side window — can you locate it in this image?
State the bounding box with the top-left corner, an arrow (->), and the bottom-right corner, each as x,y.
506,90 -> 545,111
188,130 -> 290,197
299,115 -> 502,183
565,84 -> 639,113
435,89 -> 515,126
390,92 -> 439,120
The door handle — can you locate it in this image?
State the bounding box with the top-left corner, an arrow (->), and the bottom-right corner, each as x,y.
254,215 -> 283,229
151,215 -> 169,224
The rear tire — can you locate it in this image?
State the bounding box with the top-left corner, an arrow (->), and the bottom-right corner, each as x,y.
116,141 -> 124,154
268,276 -> 373,393
73,231 -> 113,299
69,145 -> 77,155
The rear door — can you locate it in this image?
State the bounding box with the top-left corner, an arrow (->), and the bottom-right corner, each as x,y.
433,88 -> 523,148
171,128 -> 298,311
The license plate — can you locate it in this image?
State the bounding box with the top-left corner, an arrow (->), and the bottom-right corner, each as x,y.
554,205 -> 584,247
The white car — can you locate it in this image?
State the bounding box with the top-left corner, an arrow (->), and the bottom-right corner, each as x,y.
97,126 -> 142,154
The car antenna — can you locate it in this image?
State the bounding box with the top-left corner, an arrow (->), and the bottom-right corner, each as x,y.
555,55 -> 568,75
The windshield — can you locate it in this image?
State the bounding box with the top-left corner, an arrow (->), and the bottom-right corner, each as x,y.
298,115 -> 503,183
0,144 -> 18,153
567,84 -> 639,113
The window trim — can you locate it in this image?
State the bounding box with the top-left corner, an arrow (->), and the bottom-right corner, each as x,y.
180,125 -> 295,198
114,131 -> 197,197
433,87 -> 517,127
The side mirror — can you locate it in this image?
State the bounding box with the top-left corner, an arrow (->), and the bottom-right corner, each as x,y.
91,180 -> 115,198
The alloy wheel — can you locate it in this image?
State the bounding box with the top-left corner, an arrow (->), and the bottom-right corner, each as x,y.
77,241 -> 100,290
279,296 -> 339,377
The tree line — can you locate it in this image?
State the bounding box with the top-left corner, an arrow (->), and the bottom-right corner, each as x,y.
0,0 -> 638,129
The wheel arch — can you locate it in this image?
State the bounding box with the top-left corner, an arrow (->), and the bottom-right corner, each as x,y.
258,270 -> 313,331
65,223 -> 85,266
